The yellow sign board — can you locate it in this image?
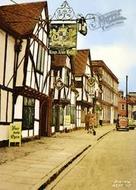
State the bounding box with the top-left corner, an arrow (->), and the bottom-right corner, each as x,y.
9,122 -> 22,147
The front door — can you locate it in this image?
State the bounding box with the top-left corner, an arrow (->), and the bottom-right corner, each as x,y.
40,98 -> 51,137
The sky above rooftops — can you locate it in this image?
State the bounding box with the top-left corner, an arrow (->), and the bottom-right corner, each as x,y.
1,0 -> 136,93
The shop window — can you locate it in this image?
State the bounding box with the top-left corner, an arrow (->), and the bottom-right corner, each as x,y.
60,106 -> 64,125
81,109 -> 85,123
22,97 -> 35,130
52,105 -> 57,126
66,105 -> 70,115
71,105 -> 76,124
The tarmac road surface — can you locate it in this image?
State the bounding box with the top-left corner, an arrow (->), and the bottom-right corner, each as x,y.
46,129 -> 136,190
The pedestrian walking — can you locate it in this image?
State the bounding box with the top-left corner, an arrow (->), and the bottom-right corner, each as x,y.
85,112 -> 96,135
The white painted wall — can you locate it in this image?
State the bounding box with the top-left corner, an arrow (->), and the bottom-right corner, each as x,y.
5,36 -> 15,88
0,30 -> 5,85
14,96 -> 23,119
7,92 -> 12,123
0,125 -> 9,141
16,40 -> 27,86
1,90 -> 7,122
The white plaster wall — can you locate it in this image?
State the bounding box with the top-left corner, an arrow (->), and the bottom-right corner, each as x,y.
51,126 -> 55,133
66,56 -> 70,69
1,90 -> 7,122
33,41 -> 38,63
77,88 -> 82,101
34,121 -> 39,136
0,30 -> 5,84
5,36 -> 15,88
33,23 -> 38,35
0,125 -> 9,141
16,40 -> 27,86
22,130 -> 28,138
7,92 -> 13,123
14,96 -> 23,119
26,58 -> 33,88
35,100 -> 39,120
28,130 -> 33,137
71,92 -> 75,104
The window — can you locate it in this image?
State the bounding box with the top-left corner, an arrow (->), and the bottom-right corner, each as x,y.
66,105 -> 70,115
71,105 -> 76,124
64,69 -> 69,86
60,106 -> 64,125
121,104 -> 125,110
52,105 -> 57,126
81,109 -> 85,123
36,45 -> 45,73
23,97 -> 35,130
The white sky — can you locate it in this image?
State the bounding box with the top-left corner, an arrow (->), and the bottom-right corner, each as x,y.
0,0 -> 136,92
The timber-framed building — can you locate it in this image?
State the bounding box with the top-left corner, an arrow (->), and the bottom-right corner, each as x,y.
0,1 -> 51,142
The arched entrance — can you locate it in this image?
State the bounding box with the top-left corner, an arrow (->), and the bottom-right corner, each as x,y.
39,97 -> 52,137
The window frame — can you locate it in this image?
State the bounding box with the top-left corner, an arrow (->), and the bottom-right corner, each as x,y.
22,97 -> 35,130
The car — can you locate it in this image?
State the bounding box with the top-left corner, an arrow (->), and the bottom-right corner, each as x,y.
128,119 -> 136,130
116,116 -> 129,131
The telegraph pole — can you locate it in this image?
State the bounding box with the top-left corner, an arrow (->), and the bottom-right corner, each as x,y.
126,75 -> 128,117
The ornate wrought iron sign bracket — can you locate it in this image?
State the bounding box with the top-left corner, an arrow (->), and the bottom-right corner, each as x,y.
49,1 -> 126,55
50,0 -> 126,32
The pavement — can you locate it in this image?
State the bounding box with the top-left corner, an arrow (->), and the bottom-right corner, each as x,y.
0,124 -> 115,190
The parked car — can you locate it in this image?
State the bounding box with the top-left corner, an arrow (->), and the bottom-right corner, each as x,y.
128,119 -> 136,130
116,116 -> 129,131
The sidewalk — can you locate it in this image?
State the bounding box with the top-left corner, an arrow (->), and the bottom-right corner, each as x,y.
0,125 -> 115,190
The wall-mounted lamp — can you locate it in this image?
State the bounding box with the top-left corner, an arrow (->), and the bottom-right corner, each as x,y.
77,17 -> 87,36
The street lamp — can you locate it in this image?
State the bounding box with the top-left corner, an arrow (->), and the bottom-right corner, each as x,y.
77,17 -> 87,36
126,75 -> 128,118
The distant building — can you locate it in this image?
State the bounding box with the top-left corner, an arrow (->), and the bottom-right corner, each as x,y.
118,91 -> 127,116
50,54 -> 77,133
92,60 -> 119,124
72,49 -> 94,128
128,92 -> 136,119
118,91 -> 136,119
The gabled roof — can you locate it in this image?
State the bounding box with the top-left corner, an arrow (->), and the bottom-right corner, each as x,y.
92,60 -> 119,83
72,49 -> 91,76
128,96 -> 136,105
0,1 -> 47,38
51,54 -> 68,68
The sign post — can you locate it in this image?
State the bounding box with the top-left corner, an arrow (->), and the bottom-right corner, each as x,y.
9,122 -> 22,147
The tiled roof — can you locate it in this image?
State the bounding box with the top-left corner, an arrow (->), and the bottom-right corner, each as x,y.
51,54 -> 67,68
0,1 -> 47,37
128,96 -> 136,104
92,60 -> 119,83
72,49 -> 91,76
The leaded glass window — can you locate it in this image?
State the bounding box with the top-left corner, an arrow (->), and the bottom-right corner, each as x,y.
23,97 -> 35,130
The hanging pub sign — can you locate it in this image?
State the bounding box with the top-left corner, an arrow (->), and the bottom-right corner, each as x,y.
49,23 -> 77,55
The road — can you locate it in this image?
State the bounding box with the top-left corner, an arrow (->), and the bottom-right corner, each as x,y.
46,129 -> 136,190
